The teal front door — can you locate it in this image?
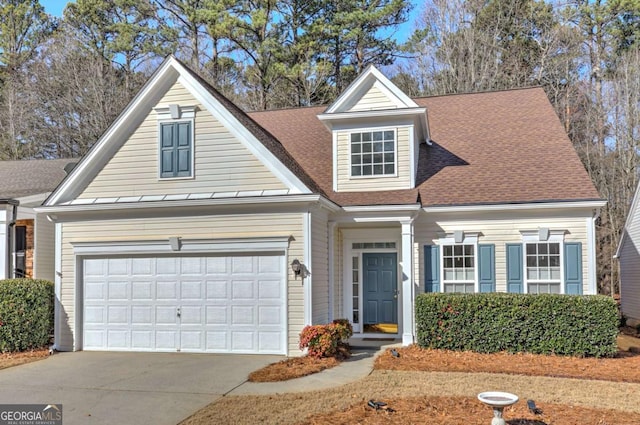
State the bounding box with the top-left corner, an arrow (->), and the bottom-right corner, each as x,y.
363,253 -> 398,325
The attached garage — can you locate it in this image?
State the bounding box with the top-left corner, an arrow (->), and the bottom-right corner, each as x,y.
81,253 -> 286,354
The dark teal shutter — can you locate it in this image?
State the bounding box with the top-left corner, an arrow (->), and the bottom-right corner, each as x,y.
564,242 -> 583,295
160,122 -> 191,178
506,243 -> 523,293
424,245 -> 440,293
478,244 -> 495,292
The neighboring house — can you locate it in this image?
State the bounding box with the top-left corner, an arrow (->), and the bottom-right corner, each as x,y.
0,159 -> 75,281
616,182 -> 640,326
36,56 -> 604,355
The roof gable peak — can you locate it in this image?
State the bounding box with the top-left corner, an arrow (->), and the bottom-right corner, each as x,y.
324,65 -> 418,114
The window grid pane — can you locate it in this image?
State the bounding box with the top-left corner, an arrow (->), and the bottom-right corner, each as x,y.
350,130 -> 395,176
442,244 -> 475,288
526,242 -> 561,294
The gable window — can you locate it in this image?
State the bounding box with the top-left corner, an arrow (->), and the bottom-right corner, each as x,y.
526,242 -> 561,294
350,130 -> 395,177
160,121 -> 192,178
442,244 -> 475,293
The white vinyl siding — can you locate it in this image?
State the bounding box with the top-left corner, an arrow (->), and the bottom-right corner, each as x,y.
79,81 -> 286,199
33,214 -> 55,282
58,213 -> 305,354
336,126 -> 411,192
311,210 -> 329,324
620,203 -> 640,322
414,210 -> 592,295
348,84 -> 398,112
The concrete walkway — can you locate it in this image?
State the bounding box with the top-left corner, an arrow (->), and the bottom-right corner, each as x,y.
230,341 -> 398,395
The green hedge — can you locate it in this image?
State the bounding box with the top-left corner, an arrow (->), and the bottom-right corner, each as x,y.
0,279 -> 54,352
415,293 -> 619,358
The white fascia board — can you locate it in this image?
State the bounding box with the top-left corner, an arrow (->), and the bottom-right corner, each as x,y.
616,182 -> 640,257
175,71 -> 311,195
424,200 -> 607,213
342,204 -> 422,213
45,58 -> 180,206
35,194 -> 339,216
318,107 -> 427,124
325,65 -> 418,114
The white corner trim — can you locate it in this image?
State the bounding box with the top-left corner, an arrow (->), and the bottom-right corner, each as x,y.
408,125 -> 416,188
328,221 -> 336,322
332,132 -> 338,192
303,211 -> 312,326
53,223 -> 62,351
587,216 -> 597,294
175,73 -> 311,195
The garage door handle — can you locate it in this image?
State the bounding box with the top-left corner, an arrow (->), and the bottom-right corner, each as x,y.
176,307 -> 181,318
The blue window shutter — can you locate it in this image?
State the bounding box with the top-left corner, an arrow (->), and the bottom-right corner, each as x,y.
160,123 -> 176,178
506,243 -> 523,293
160,122 -> 192,178
478,244 -> 495,292
564,242 -> 583,295
176,122 -> 191,177
424,245 -> 440,293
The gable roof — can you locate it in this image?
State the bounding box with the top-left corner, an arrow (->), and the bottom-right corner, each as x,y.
0,159 -> 76,199
44,56 -> 321,206
250,87 -> 601,207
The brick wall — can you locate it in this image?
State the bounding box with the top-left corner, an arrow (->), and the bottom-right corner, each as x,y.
15,219 -> 34,278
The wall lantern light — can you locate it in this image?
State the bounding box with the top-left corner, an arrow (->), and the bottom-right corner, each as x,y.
291,259 -> 302,278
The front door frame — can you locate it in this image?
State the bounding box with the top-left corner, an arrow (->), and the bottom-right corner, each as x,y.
342,228 -> 402,337
362,252 -> 398,328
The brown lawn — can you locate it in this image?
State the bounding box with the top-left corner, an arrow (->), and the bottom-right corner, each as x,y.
0,348 -> 49,370
180,334 -> 640,425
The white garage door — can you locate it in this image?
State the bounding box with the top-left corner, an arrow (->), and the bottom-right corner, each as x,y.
82,254 -> 286,354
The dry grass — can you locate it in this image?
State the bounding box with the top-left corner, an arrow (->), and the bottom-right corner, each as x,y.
180,335 -> 640,425
248,356 -> 339,382
0,348 -> 49,370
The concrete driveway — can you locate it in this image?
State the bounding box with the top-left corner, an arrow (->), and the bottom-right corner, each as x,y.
0,351 -> 282,425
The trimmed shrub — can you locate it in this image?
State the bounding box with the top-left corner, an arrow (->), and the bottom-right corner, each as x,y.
299,319 -> 353,358
0,279 -> 54,352
415,293 -> 619,358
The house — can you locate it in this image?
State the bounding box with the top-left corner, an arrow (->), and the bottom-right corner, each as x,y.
0,159 -> 75,281
36,56 -> 604,355
616,182 -> 640,326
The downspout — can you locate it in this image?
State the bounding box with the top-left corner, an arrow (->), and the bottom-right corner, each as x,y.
1,199 -> 19,279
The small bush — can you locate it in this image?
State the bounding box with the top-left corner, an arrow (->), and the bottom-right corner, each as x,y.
299,319 -> 353,358
0,279 -> 54,352
415,293 -> 619,358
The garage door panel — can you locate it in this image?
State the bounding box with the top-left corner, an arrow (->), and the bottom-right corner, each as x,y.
108,281 -> 129,300
83,254 -> 285,354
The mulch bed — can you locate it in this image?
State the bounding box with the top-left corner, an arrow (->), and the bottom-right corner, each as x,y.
0,348 -> 49,370
303,395 -> 640,425
375,338 -> 640,383
248,356 -> 340,382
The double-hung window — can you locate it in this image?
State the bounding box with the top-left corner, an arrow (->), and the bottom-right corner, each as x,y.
442,244 -> 475,293
526,242 -> 561,294
350,130 -> 395,177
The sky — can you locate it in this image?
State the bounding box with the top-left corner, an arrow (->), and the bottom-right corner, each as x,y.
41,0 -> 421,44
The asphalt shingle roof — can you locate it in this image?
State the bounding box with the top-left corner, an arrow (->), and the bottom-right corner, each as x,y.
0,159 -> 76,200
249,87 -> 601,207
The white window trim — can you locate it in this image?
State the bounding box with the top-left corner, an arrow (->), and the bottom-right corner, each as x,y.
342,229 -> 401,336
521,230 -> 566,294
156,105 -> 196,181
348,127 -> 398,179
437,233 -> 479,293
